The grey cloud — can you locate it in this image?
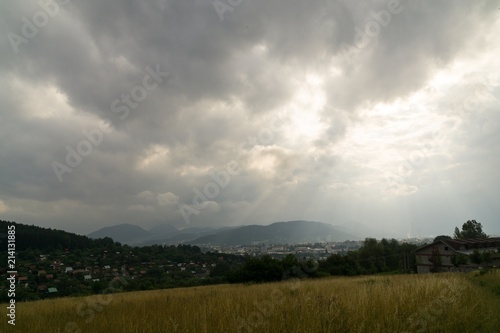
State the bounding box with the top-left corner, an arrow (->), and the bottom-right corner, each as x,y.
0,0 -> 499,236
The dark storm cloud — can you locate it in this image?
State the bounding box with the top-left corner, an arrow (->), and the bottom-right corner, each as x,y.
0,0 -> 499,235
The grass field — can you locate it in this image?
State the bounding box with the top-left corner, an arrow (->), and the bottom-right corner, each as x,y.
2,271 -> 500,333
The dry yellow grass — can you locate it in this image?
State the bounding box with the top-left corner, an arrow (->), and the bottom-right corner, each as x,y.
2,272 -> 500,332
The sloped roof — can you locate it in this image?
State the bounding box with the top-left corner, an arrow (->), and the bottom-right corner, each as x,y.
443,237 -> 500,251
414,237 -> 500,253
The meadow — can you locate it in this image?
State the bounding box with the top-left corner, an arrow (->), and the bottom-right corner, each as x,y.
3,271 -> 500,333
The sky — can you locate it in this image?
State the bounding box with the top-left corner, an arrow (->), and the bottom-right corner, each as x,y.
1,0 -> 499,238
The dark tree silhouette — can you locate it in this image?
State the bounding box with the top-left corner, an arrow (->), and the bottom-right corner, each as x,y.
433,235 -> 452,243
453,220 -> 488,239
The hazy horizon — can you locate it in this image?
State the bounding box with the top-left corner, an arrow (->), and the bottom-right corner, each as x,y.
1,1 -> 499,238
5,218 -> 498,241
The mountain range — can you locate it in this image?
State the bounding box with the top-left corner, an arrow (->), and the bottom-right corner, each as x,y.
87,223 -> 220,246
87,220 -> 363,246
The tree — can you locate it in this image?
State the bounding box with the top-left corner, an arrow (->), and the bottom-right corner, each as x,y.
453,220 -> 488,239
470,250 -> 482,265
433,235 -> 452,243
209,261 -> 231,278
317,253 -> 360,276
450,253 -> 468,267
227,255 -> 284,283
481,251 -> 492,266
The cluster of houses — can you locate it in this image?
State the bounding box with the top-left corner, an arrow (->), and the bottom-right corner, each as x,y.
3,251 -> 220,296
414,237 -> 500,273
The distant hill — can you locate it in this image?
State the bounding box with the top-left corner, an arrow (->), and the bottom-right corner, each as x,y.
139,226 -> 238,246
187,220 -> 359,245
87,223 -> 218,246
148,223 -> 179,236
87,223 -> 151,244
